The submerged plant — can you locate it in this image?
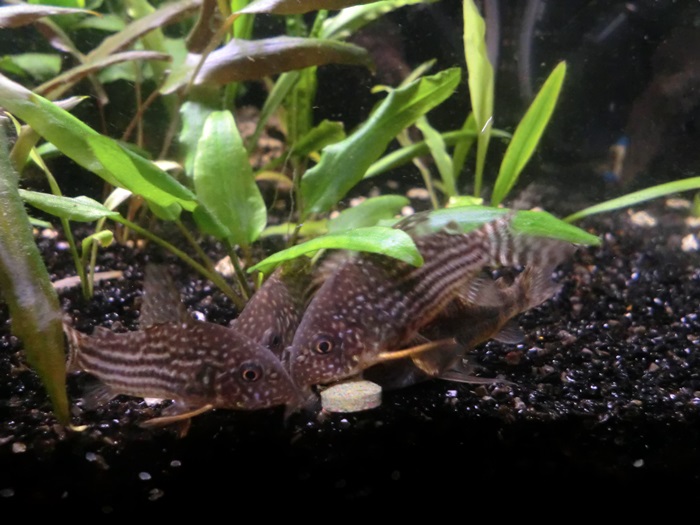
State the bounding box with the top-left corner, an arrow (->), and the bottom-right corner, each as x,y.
0,0 -> 602,423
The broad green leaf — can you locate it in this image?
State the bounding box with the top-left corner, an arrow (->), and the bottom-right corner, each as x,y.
239,0 -> 376,15
192,37 -> 373,87
415,116 -> 456,197
291,119 -> 346,157
0,74 -> 197,212
0,4 -> 95,28
74,13 -> 126,31
249,226 -> 423,274
363,126 -> 510,179
414,205 -> 600,245
179,98 -> 217,179
0,53 -> 61,81
20,190 -> 122,222
194,110 -> 267,246
328,195 -> 409,233
491,61 -> 566,207
301,67 -> 461,217
564,177 -> 700,223
0,127 -> 69,425
321,0 -> 432,40
463,0 -> 494,196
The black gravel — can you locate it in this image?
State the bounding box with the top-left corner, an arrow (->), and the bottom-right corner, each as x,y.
2,197 -> 700,514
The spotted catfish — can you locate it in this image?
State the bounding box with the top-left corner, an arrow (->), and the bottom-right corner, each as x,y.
230,258 -> 315,358
63,264 -> 302,428
363,262 -> 566,389
286,212 -> 576,389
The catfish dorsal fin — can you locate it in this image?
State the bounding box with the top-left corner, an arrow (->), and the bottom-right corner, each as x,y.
140,264 -> 191,328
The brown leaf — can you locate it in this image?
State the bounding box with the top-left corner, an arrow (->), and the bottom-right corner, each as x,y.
194,36 -> 373,86
0,5 -> 96,29
239,0 -> 376,15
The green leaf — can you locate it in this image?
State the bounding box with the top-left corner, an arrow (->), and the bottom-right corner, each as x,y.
194,110 -> 267,247
363,125 -> 510,179
81,229 -> 114,254
491,61 -> 567,206
0,53 -> 62,81
564,177 -> 700,223
0,73 -> 197,212
0,126 -> 69,425
408,205 -> 600,246
249,226 -> 423,274
20,190 -> 121,222
415,116 -> 456,197
462,0 -> 494,196
321,0 -> 433,40
291,119 -> 345,158
178,98 -> 217,179
301,67 -> 461,217
328,195 -> 409,233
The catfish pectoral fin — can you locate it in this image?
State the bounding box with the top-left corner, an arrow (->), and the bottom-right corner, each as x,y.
139,403 -> 214,432
376,338 -> 461,364
438,366 -> 517,386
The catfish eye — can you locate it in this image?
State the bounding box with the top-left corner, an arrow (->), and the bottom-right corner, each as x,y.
240,362 -> 263,382
313,335 -> 334,355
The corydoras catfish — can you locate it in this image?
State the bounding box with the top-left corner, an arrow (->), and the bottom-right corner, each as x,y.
286,212 -> 575,389
230,258 -> 314,357
363,262 -> 566,390
63,264 -> 302,428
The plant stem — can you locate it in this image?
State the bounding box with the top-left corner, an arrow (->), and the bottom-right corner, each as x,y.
115,216 -> 247,311
224,239 -> 252,300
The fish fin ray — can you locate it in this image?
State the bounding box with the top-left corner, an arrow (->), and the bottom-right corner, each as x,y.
140,264 -> 190,327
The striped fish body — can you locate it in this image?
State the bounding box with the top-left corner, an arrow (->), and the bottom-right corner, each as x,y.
288,213 -> 573,388
64,319 -> 300,412
365,263 -> 565,389
231,259 -> 314,357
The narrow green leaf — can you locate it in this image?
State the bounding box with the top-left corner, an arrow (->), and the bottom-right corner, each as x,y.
20,190 -> 121,222
452,112 -> 476,184
291,119 -> 345,157
194,110 -> 267,246
0,126 -> 69,425
415,116 -> 456,197
321,0 -> 433,40
301,67 -> 461,217
249,226 -> 423,274
363,126 -> 509,179
86,0 -> 202,61
247,70 -> 300,153
564,177 -> 700,223
491,61 -> 566,207
0,73 -> 197,212
409,205 -> 600,246
328,195 -> 409,233
35,50 -> 171,98
463,0 -> 494,196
